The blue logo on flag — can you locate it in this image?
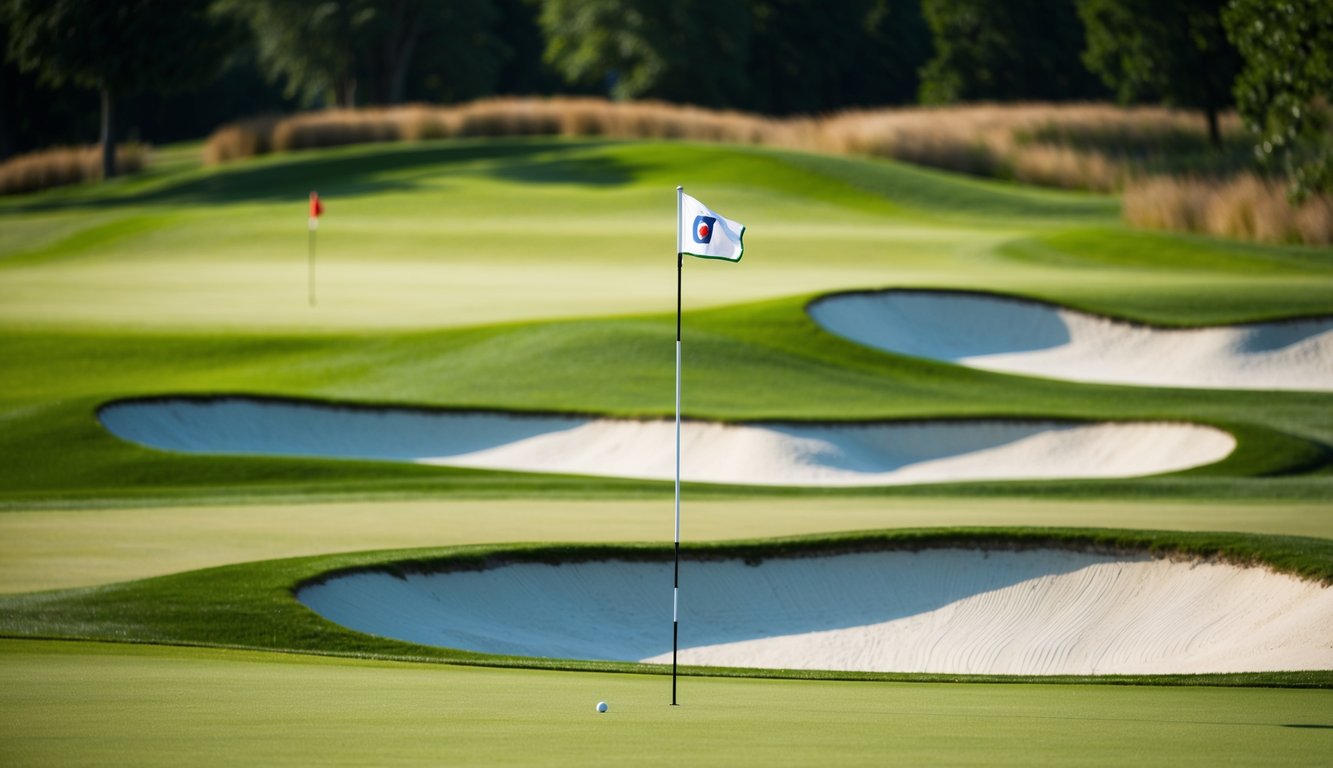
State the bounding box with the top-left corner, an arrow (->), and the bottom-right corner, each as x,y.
693,215 -> 717,244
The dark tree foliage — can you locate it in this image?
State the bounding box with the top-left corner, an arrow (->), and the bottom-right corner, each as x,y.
540,0 -> 752,107
1078,0 -> 1240,146
2,0 -> 233,176
216,0 -> 502,108
747,0 -> 930,114
919,0 -> 1105,104
491,0 -> 572,96
1224,0 -> 1333,197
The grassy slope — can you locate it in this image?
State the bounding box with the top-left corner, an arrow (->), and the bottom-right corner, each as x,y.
2,138 -> 1332,765
5,640 -> 1330,768
2,138 -> 1331,507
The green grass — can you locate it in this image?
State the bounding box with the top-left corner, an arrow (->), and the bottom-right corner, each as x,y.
0,141 -> 1328,505
5,640 -> 1330,768
4,497 -> 1331,594
2,136 -> 1332,764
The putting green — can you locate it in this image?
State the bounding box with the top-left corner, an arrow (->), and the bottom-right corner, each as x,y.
2,640 -> 1329,767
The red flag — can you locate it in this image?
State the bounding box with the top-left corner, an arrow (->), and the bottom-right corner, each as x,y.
309,191 -> 323,218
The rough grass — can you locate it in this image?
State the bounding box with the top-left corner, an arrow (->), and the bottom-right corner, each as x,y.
1125,175 -> 1333,245
0,144 -> 150,195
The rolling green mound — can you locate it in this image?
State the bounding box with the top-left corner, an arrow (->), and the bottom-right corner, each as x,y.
2,137 -> 1331,765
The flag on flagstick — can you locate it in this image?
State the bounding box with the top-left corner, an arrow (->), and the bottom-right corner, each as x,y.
678,191 -> 744,262
671,187 -> 745,707
309,191 -> 323,230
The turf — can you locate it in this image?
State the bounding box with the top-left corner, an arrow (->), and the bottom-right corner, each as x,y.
3,640 -> 1331,767
2,136 -> 1332,765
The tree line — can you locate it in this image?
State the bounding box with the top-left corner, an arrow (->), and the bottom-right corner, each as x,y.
2,0 -> 1328,195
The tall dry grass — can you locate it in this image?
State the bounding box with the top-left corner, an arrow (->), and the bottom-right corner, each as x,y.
1125,175 -> 1332,245
203,97 -> 1330,245
0,144 -> 151,196
204,98 -> 1230,194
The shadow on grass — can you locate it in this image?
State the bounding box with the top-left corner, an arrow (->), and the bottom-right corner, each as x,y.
6,139 -> 635,213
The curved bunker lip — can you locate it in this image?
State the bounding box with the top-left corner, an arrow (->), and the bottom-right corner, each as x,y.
296,548 -> 1333,675
98,396 -> 1235,487
807,289 -> 1333,391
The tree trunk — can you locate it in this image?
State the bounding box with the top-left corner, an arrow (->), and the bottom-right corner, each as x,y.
100,87 -> 116,179
1205,105 -> 1221,149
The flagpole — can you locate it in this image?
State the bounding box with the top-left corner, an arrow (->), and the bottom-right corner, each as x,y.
672,184 -> 683,706
308,221 -> 316,307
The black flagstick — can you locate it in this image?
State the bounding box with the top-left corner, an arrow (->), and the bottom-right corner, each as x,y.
673,185 -> 683,706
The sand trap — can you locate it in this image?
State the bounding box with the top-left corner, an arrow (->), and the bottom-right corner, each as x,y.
808,290 -> 1333,391
99,397 -> 1234,487
297,549 -> 1333,674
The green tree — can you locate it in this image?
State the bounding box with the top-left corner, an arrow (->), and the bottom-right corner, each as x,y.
745,0 -> 930,114
919,0 -> 1103,104
218,0 -> 500,107
1224,0 -> 1333,197
539,0 -> 750,107
2,0 -> 231,177
1078,0 -> 1239,146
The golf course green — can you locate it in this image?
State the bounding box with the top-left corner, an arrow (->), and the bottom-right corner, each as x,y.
1,136 -> 1331,765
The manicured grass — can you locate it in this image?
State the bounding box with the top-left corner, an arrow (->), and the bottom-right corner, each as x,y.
2,139 -> 1329,508
5,497 -> 1332,594
2,136 -> 1331,764
1,291 -> 1331,504
5,639 -> 1330,768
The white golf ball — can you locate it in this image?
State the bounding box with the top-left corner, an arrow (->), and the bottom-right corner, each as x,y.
596,701 -> 608,713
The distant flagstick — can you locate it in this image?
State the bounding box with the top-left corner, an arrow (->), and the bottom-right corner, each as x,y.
671,186 -> 744,706
308,191 -> 323,306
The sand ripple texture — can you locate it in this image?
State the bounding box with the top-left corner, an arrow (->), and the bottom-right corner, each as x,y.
298,550 -> 1333,675
808,290 -> 1333,391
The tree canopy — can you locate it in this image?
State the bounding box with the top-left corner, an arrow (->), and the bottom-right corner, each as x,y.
1078,0 -> 1239,145
3,0 -> 232,174
918,0 -> 1104,103
1224,0 -> 1333,196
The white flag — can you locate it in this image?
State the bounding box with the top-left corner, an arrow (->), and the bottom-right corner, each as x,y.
678,192 -> 745,262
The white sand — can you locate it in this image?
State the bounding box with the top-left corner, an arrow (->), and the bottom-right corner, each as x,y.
297,549 -> 1333,674
808,290 -> 1333,391
100,398 -> 1234,487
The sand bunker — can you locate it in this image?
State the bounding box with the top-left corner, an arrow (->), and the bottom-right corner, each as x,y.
808,290 -> 1333,391
298,549 -> 1333,674
99,398 -> 1234,487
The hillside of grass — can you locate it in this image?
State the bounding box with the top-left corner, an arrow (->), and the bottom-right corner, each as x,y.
1,138 -> 1330,506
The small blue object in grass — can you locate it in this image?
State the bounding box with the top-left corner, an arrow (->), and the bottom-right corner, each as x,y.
596,701 -> 608,713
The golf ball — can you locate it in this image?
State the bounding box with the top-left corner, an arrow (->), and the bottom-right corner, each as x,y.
596,701 -> 608,713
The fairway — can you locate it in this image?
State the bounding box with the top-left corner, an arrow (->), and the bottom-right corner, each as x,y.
2,135 -> 1331,766
2,640 -> 1330,767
